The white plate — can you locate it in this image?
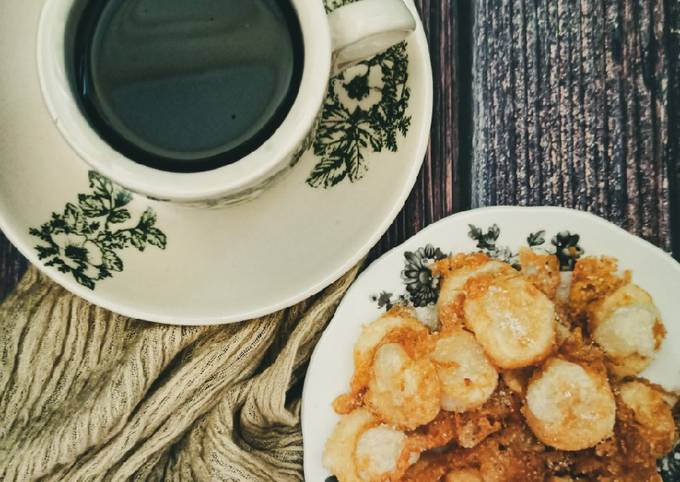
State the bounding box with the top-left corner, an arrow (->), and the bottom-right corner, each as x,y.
0,0 -> 432,324
302,206 -> 680,481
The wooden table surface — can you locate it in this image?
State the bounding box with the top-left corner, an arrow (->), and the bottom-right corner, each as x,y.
373,0 -> 680,260
1,0 -> 679,478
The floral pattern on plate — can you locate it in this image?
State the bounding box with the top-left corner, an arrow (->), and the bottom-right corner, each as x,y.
371,224 -> 585,311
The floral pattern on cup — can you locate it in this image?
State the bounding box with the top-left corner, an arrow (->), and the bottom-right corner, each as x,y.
307,0 -> 411,188
334,63 -> 384,112
29,171 -> 167,289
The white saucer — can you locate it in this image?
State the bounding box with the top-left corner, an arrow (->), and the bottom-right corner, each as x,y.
302,207 -> 680,481
0,0 -> 432,324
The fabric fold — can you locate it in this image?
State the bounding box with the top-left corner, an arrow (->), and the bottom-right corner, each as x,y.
0,263 -> 361,481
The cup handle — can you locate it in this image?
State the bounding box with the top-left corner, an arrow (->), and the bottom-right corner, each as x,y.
328,0 -> 416,73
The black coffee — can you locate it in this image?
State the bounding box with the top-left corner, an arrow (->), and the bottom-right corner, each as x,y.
72,0 -> 303,172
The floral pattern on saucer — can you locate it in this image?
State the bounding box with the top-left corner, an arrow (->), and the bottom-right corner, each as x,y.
307,0 -> 411,188
29,171 -> 167,290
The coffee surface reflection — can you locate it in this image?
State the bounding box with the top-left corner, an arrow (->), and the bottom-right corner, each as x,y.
74,0 -> 304,172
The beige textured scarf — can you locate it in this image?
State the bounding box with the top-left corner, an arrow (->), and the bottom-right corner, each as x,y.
0,264 -> 361,481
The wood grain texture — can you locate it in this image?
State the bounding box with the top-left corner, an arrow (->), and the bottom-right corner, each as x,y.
0,232 -> 28,302
667,0 -> 680,258
472,0 -> 675,254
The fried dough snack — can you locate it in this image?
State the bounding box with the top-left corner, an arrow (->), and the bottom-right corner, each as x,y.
523,357 -> 616,450
435,252 -> 558,368
434,253 -> 511,332
444,469 -> 483,482
323,409 -> 421,482
402,423 -> 551,482
430,328 -> 498,412
333,307 -> 433,415
355,425 -> 417,481
323,252 -> 677,482
463,273 -> 556,368
617,380 -> 677,458
590,284 -> 665,377
406,385 -> 519,452
324,409 -> 376,482
568,256 -> 630,324
350,308 -> 431,391
568,399 -> 674,482
519,247 -> 561,299
365,342 -> 441,429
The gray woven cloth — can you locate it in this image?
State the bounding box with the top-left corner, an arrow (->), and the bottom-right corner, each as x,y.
0,264 -> 360,481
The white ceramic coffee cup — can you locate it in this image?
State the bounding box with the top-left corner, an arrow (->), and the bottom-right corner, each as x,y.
37,0 -> 416,204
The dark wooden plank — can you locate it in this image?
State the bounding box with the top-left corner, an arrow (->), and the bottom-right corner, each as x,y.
0,232 -> 28,302
472,0 -> 675,255
370,0 -> 463,260
667,0 -> 680,259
